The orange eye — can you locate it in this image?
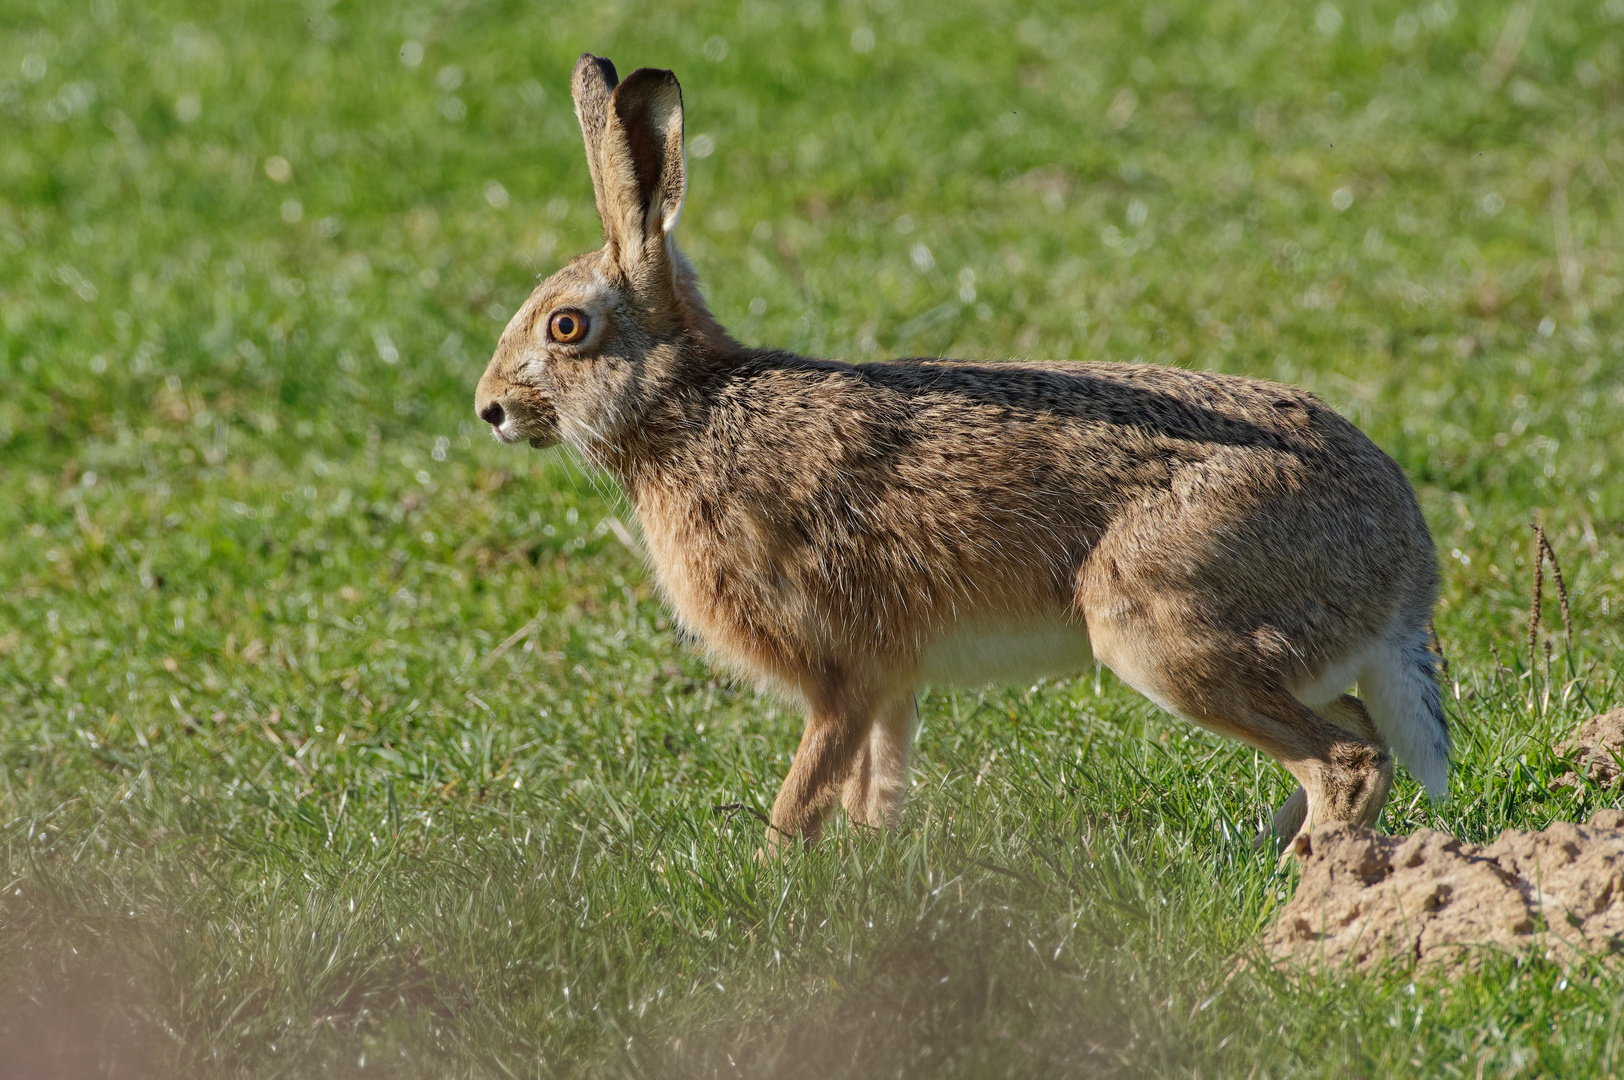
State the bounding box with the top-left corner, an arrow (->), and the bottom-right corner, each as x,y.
548,310 -> 588,344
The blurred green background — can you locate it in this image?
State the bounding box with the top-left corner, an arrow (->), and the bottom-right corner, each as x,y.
2,0 -> 1623,1076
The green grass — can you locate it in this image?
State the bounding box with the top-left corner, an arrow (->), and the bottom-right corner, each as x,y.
3,0 -> 1624,1075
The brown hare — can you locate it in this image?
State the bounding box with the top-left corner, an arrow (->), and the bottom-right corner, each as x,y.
474,55 -> 1447,853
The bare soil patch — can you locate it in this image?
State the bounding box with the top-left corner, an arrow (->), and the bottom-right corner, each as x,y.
1551,707 -> 1624,790
1265,809 -> 1624,970
1267,711 -> 1624,971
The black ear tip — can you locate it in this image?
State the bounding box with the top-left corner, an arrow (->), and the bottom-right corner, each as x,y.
575,53 -> 619,88
614,67 -> 682,104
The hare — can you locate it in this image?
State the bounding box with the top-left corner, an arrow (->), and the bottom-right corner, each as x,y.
474,55 -> 1448,853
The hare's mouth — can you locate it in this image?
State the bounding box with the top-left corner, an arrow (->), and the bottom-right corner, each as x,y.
488,419 -> 525,444
490,420 -> 556,448
481,398 -> 559,448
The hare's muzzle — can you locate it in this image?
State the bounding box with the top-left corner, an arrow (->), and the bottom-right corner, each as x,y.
473,375 -> 516,442
475,369 -> 559,449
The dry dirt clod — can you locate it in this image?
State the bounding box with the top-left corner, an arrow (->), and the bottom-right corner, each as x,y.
1264,810 -> 1624,971
1550,708 -> 1624,791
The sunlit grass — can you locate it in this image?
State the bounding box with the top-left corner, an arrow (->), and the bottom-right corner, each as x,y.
3,0 -> 1624,1075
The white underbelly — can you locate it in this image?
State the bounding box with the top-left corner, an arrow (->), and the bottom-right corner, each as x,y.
1290,639 -> 1377,707
921,618 -> 1094,687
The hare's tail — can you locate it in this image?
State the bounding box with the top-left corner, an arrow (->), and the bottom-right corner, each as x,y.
1358,615 -> 1450,801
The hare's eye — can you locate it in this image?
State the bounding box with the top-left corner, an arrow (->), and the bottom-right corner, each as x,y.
548,310 -> 589,344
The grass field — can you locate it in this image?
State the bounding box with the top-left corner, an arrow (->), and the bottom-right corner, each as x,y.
3,0 -> 1624,1075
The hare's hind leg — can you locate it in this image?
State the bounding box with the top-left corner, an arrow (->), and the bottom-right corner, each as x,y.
1262,618 -> 1449,843
1087,616 -> 1391,843
842,692 -> 916,829
1261,694 -> 1389,849
1265,787 -> 1310,848
1208,689 -> 1392,841
1241,689 -> 1392,837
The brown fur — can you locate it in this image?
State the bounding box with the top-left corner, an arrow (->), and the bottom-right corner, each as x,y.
475,56 -> 1445,852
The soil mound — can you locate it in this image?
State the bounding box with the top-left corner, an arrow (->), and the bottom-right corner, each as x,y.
1551,708 -> 1624,790
1264,809 -> 1624,970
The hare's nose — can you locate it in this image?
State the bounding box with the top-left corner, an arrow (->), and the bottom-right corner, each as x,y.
479,401 -> 505,427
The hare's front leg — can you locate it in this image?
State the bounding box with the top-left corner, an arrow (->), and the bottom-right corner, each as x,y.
766,690 -> 877,853
841,692 -> 917,830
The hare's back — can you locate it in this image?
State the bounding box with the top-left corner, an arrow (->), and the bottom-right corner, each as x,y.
864,358 -> 1415,497
860,358 -> 1341,450
719,355 -> 1420,528
859,356 -> 1435,605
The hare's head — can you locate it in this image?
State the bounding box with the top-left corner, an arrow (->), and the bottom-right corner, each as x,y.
475,55 -> 732,457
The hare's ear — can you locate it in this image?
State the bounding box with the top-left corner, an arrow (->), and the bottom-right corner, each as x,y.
571,54 -> 620,230
597,67 -> 685,276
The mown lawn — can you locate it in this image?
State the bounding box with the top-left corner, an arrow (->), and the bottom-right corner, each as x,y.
3,0 -> 1624,1075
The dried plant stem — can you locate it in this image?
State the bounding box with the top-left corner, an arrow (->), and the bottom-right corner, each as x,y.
1543,530 -> 1574,653
482,605 -> 547,670
711,802 -> 783,836
1526,523 -> 1574,671
1527,526 -> 1545,667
